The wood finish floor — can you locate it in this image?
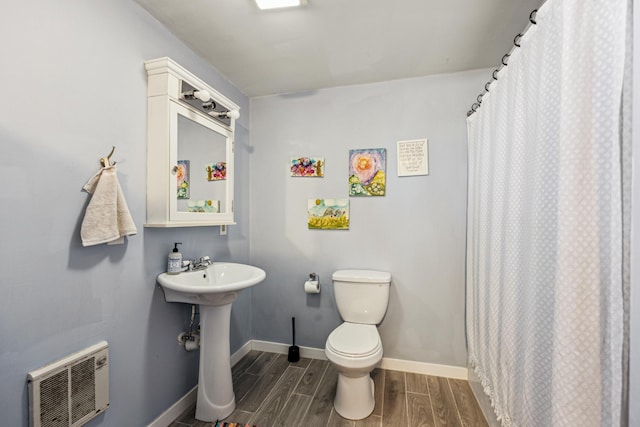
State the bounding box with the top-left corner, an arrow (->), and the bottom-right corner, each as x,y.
170,350 -> 488,427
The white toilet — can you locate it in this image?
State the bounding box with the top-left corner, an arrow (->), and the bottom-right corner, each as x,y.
325,269 -> 391,420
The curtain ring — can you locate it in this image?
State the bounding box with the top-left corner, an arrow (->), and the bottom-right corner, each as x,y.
485,81 -> 491,92
472,103 -> 480,112
514,34 -> 522,47
492,69 -> 499,80
502,54 -> 510,66
477,94 -> 484,104
529,9 -> 537,24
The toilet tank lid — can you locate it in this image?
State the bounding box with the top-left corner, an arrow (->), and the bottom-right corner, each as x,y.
332,269 -> 391,283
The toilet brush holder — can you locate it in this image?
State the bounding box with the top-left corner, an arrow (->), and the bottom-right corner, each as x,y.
288,317 -> 300,362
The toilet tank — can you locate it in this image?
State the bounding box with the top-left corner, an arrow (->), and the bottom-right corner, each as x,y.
332,270 -> 391,324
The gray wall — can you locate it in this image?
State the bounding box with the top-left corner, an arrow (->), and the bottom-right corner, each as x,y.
3,0 -> 633,425
0,1 -> 250,426
249,70 -> 488,367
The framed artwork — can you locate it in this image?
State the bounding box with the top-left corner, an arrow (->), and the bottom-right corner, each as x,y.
308,199 -> 349,230
176,160 -> 190,199
397,139 -> 429,176
291,157 -> 324,177
187,200 -> 220,213
349,148 -> 386,196
206,162 -> 226,181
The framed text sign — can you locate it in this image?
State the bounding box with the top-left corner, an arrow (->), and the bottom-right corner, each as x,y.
397,139 -> 429,176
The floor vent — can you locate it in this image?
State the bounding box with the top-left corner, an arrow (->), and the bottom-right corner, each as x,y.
28,341 -> 109,427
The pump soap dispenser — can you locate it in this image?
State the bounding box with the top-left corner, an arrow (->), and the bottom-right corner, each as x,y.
167,242 -> 183,275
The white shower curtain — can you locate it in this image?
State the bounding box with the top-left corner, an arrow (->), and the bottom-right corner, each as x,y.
466,1 -> 629,426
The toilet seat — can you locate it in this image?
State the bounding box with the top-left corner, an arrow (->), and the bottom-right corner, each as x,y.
327,323 -> 381,358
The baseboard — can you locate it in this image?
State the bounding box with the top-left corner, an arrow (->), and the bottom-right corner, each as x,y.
250,339 -> 328,360
230,340 -> 253,366
147,385 -> 197,427
249,340 -> 467,379
379,357 -> 468,380
150,340 -> 468,426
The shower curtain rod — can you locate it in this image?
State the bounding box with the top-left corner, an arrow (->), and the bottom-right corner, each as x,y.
467,8 -> 539,117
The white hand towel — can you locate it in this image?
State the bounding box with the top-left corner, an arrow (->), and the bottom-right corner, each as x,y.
81,165 -> 137,246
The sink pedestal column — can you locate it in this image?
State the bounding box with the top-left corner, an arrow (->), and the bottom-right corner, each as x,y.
195,302 -> 235,421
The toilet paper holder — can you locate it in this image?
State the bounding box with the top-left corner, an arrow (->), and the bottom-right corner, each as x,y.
305,273 -> 321,294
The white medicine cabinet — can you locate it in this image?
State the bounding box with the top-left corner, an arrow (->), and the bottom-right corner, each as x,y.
144,57 -> 239,227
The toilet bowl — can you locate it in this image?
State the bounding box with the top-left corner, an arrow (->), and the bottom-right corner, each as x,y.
325,323 -> 383,419
325,269 -> 391,420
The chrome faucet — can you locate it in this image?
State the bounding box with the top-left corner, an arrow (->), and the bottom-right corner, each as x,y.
181,256 -> 213,272
181,259 -> 193,272
191,256 -> 213,271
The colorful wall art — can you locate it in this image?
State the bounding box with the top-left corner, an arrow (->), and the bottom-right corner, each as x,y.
308,199 -> 349,230
176,160 -> 190,199
187,199 -> 220,213
206,162 -> 226,181
291,157 -> 324,177
349,148 -> 386,196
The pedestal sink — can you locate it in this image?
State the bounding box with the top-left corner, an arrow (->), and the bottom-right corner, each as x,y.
157,262 -> 266,421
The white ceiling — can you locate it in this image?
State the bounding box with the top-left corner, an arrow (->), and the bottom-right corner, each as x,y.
135,0 -> 542,97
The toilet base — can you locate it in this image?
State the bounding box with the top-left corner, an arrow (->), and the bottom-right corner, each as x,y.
334,372 -> 375,420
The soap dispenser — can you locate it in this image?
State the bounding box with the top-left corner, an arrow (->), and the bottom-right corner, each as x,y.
167,242 -> 183,275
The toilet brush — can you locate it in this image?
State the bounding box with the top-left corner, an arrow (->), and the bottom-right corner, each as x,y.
288,317 -> 300,362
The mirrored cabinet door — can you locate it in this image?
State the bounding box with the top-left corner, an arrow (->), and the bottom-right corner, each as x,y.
144,57 -> 238,228
169,102 -> 233,223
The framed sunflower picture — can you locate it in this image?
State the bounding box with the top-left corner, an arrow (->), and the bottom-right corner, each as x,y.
308,199 -> 349,230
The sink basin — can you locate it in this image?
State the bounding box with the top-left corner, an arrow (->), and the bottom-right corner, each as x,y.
156,261 -> 266,422
157,262 -> 266,305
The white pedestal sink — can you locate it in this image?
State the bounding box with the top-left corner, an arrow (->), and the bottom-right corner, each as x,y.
157,262 -> 266,422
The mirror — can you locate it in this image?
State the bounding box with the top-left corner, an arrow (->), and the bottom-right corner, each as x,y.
144,57 -> 238,228
176,115 -> 227,214
169,103 -> 232,223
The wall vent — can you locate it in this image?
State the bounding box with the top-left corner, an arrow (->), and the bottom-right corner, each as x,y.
28,341 -> 109,427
